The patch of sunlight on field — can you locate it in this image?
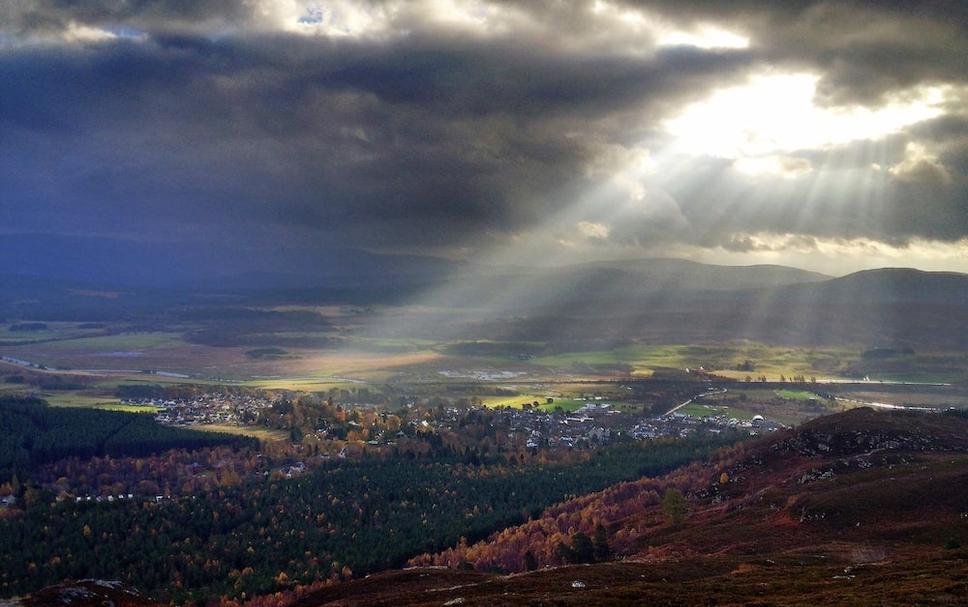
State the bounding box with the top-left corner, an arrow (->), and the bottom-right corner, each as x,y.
480,394 -> 549,408
290,350 -> 444,376
531,345 -> 678,368
192,424 -> 290,441
531,342 -> 854,381
710,343 -> 853,380
480,394 -> 596,413
394,341 -> 861,383
94,403 -> 160,413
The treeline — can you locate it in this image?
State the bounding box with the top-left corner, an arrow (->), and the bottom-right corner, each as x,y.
0,433 -> 739,603
33,445 -> 273,499
0,396 -> 252,483
4,373 -> 89,390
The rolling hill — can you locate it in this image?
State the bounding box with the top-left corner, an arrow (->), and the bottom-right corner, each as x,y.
782,267 -> 968,303
456,266 -> 968,348
2,252 -> 966,348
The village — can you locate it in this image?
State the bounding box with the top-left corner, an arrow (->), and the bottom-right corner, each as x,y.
448,401 -> 784,450
125,391 -> 284,426
131,390 -> 784,452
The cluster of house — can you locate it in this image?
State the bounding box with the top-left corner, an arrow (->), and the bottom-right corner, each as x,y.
469,400 -> 782,449
132,388 -> 783,452
306,397 -> 788,452
631,412 -> 783,440
73,493 -> 136,504
477,404 -> 618,449
124,392 -> 281,426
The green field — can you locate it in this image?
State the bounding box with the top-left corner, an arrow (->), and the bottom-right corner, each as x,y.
92,403 -> 161,413
679,403 -> 757,420
531,344 -> 680,373
530,343 -> 855,380
480,394 -> 591,413
541,398 -> 591,412
774,389 -> 822,401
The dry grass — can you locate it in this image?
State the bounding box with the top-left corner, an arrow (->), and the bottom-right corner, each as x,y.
192,423 -> 290,442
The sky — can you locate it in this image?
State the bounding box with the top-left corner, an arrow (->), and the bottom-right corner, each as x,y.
1,0 -> 967,277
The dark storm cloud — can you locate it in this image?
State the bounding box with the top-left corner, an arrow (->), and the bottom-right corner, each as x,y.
0,0 -> 966,261
2,0 -> 255,37
618,0 -> 968,105
0,29 -> 758,248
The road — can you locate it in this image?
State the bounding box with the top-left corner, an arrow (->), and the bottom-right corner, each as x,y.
0,355 -> 191,379
664,387 -> 728,416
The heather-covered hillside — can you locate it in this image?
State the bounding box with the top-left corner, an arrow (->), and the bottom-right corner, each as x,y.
415,408 -> 968,572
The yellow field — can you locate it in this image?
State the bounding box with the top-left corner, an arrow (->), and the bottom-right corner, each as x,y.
480,394 -> 549,408
192,424 -> 290,442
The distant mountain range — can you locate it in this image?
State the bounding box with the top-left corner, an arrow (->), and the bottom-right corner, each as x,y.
0,234 -> 830,291
442,265 -> 968,349
1,234 -> 966,348
543,257 -> 830,290
777,266 -> 968,303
